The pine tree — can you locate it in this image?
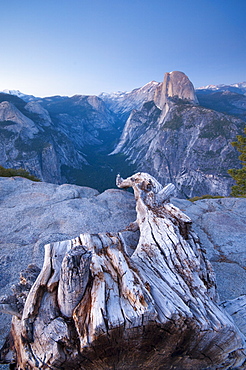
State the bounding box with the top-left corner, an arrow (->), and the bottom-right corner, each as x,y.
228,127 -> 246,196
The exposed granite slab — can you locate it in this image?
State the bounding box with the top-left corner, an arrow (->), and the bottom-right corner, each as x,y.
0,176 -> 245,349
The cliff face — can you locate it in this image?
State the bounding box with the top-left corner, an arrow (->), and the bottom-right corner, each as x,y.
0,94 -> 118,185
1,72 -> 246,196
0,102 -> 84,184
112,72 -> 245,197
196,89 -> 246,121
99,81 -> 161,122
154,71 -> 198,110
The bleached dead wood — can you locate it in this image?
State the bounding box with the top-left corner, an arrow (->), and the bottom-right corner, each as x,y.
1,172 -> 246,369
57,245 -> 91,317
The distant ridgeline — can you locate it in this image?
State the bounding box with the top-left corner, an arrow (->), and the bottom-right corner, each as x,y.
0,72 -> 245,197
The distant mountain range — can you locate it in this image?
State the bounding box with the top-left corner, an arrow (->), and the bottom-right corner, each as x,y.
1,89 -> 40,102
3,79 -> 246,100
197,82 -> 246,95
0,73 -> 245,197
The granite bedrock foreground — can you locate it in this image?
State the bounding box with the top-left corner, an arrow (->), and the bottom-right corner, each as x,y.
0,175 -> 245,369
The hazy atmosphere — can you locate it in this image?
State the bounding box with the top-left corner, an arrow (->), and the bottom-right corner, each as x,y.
1,0 -> 245,97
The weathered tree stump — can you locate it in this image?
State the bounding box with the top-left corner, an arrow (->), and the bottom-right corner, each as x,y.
1,172 -> 246,369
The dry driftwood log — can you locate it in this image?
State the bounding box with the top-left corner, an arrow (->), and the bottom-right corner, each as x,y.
1,172 -> 246,369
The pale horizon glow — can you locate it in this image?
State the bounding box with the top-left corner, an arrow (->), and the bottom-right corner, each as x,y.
0,0 -> 245,98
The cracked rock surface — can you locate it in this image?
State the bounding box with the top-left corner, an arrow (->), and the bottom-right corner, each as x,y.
0,176 -> 245,353
1,173 -> 246,369
173,197 -> 246,300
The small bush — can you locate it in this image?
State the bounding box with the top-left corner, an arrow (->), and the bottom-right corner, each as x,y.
188,194 -> 224,202
0,165 -> 40,181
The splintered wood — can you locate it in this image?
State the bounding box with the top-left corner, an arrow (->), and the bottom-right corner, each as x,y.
1,172 -> 246,369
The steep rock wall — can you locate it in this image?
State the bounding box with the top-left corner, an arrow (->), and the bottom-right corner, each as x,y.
112,72 -> 244,197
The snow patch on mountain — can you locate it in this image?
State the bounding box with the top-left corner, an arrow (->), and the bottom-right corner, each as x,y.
197,82 -> 246,95
1,89 -> 39,102
99,81 -> 161,119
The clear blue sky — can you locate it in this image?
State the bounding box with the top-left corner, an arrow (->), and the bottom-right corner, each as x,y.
0,0 -> 245,97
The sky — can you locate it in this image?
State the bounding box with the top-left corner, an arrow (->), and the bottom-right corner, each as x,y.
0,0 -> 245,97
